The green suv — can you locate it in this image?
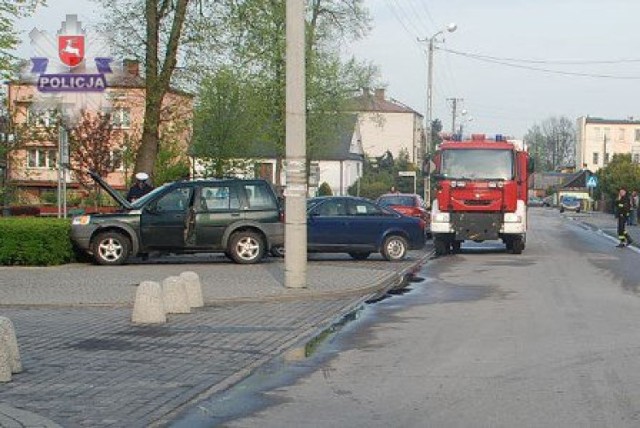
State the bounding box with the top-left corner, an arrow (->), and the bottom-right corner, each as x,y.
71,172 -> 284,265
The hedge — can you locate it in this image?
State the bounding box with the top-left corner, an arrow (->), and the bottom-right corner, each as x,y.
0,218 -> 74,266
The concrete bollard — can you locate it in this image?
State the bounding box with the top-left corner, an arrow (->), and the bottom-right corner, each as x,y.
180,271 -> 204,308
0,346 -> 11,382
0,316 -> 22,382
132,281 -> 167,324
162,276 -> 191,314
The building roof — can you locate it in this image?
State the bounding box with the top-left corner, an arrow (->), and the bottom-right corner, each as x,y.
246,114 -> 363,162
561,170 -> 590,189
348,88 -> 422,116
310,114 -> 363,161
582,117 -> 640,126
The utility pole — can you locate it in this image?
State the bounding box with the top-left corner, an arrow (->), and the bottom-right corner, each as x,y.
418,24 -> 457,208
284,0 -> 307,288
447,98 -> 463,135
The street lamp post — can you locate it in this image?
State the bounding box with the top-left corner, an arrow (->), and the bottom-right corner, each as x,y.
420,23 -> 457,207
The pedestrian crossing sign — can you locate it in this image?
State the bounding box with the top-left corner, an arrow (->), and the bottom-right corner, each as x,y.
586,176 -> 598,188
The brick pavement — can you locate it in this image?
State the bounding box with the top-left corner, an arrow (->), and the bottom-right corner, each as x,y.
0,249 -> 432,427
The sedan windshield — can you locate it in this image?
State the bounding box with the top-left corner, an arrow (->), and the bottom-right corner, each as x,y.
441,149 -> 514,180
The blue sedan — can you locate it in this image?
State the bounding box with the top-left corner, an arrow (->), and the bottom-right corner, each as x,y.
305,196 -> 426,261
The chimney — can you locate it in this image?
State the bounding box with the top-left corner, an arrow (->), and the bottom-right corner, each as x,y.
123,59 -> 140,77
375,88 -> 385,101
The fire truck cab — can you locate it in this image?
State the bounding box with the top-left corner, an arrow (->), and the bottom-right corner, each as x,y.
427,134 -> 534,255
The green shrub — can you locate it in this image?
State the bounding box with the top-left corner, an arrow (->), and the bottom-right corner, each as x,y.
0,218 -> 73,266
318,182 -> 333,196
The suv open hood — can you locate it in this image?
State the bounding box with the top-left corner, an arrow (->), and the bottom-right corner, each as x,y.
87,170 -> 133,210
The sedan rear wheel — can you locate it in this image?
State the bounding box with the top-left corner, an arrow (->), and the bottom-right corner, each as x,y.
381,235 -> 408,261
228,231 -> 265,264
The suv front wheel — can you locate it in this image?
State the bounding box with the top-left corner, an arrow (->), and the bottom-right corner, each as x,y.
91,231 -> 131,265
228,231 -> 265,264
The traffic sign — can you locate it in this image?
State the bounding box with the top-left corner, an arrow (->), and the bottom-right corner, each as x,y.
398,171 -> 416,177
586,176 -> 598,188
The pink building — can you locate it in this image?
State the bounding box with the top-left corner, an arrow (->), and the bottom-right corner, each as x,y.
5,61 -> 193,203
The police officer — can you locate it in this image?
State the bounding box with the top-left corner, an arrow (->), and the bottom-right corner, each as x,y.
126,172 -> 154,202
615,187 -> 634,247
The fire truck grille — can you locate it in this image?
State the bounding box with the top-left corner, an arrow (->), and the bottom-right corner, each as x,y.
464,200 -> 492,206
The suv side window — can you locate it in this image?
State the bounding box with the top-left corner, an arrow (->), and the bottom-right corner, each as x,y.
243,183 -> 276,210
155,187 -> 193,212
200,185 -> 240,211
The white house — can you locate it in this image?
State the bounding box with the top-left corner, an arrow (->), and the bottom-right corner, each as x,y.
348,88 -> 424,164
194,115 -> 364,196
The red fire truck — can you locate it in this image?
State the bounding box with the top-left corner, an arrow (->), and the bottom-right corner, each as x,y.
427,134 -> 534,255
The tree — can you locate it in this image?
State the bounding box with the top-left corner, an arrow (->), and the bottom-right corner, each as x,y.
0,0 -> 45,78
68,111 -> 117,206
525,116 -> 575,171
99,0 -> 198,179
596,154 -> 640,210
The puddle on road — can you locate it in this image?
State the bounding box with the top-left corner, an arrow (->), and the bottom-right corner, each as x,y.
170,269 -> 495,427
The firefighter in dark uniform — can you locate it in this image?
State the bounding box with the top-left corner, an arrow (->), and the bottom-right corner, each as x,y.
616,187 -> 634,247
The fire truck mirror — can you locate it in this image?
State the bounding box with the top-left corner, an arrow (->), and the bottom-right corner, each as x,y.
422,158 -> 431,175
527,158 -> 535,174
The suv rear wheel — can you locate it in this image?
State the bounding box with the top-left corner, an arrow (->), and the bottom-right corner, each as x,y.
91,231 -> 130,265
228,231 -> 265,264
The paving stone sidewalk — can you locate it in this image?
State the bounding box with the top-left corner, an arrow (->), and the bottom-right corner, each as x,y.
0,249 -> 431,427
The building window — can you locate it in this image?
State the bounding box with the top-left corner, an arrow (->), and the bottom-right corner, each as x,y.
635,129 -> 640,142
604,127 -> 611,141
592,152 -> 599,165
593,127 -> 601,140
633,153 -> 640,163
619,128 -> 625,141
27,148 -> 57,169
111,149 -> 124,171
27,107 -> 56,127
111,108 -> 131,129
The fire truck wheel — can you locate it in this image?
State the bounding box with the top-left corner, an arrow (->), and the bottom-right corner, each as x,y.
434,237 -> 450,256
381,235 -> 408,261
512,238 -> 524,254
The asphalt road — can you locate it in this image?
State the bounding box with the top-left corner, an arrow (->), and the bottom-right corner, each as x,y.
214,208 -> 640,428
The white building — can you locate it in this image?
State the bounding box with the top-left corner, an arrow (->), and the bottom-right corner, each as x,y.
576,116 -> 640,172
349,88 -> 424,164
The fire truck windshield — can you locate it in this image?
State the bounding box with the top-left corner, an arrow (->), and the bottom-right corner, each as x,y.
441,149 -> 514,180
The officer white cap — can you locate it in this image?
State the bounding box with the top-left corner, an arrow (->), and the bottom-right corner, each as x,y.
135,172 -> 149,181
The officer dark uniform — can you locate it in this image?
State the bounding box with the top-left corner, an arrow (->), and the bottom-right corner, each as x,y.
615,188 -> 634,247
126,172 -> 154,202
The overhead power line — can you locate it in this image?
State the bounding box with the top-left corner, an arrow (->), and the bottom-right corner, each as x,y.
441,48 -> 640,80
442,48 -> 640,65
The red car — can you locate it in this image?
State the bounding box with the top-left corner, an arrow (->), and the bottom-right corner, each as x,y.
376,193 -> 431,237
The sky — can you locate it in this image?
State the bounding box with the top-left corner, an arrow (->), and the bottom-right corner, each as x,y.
17,0 -> 640,139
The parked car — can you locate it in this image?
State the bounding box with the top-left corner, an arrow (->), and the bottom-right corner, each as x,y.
71,171 -> 284,265
528,196 -> 544,207
376,193 -> 431,238
559,196 -> 581,213
304,196 -> 426,261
